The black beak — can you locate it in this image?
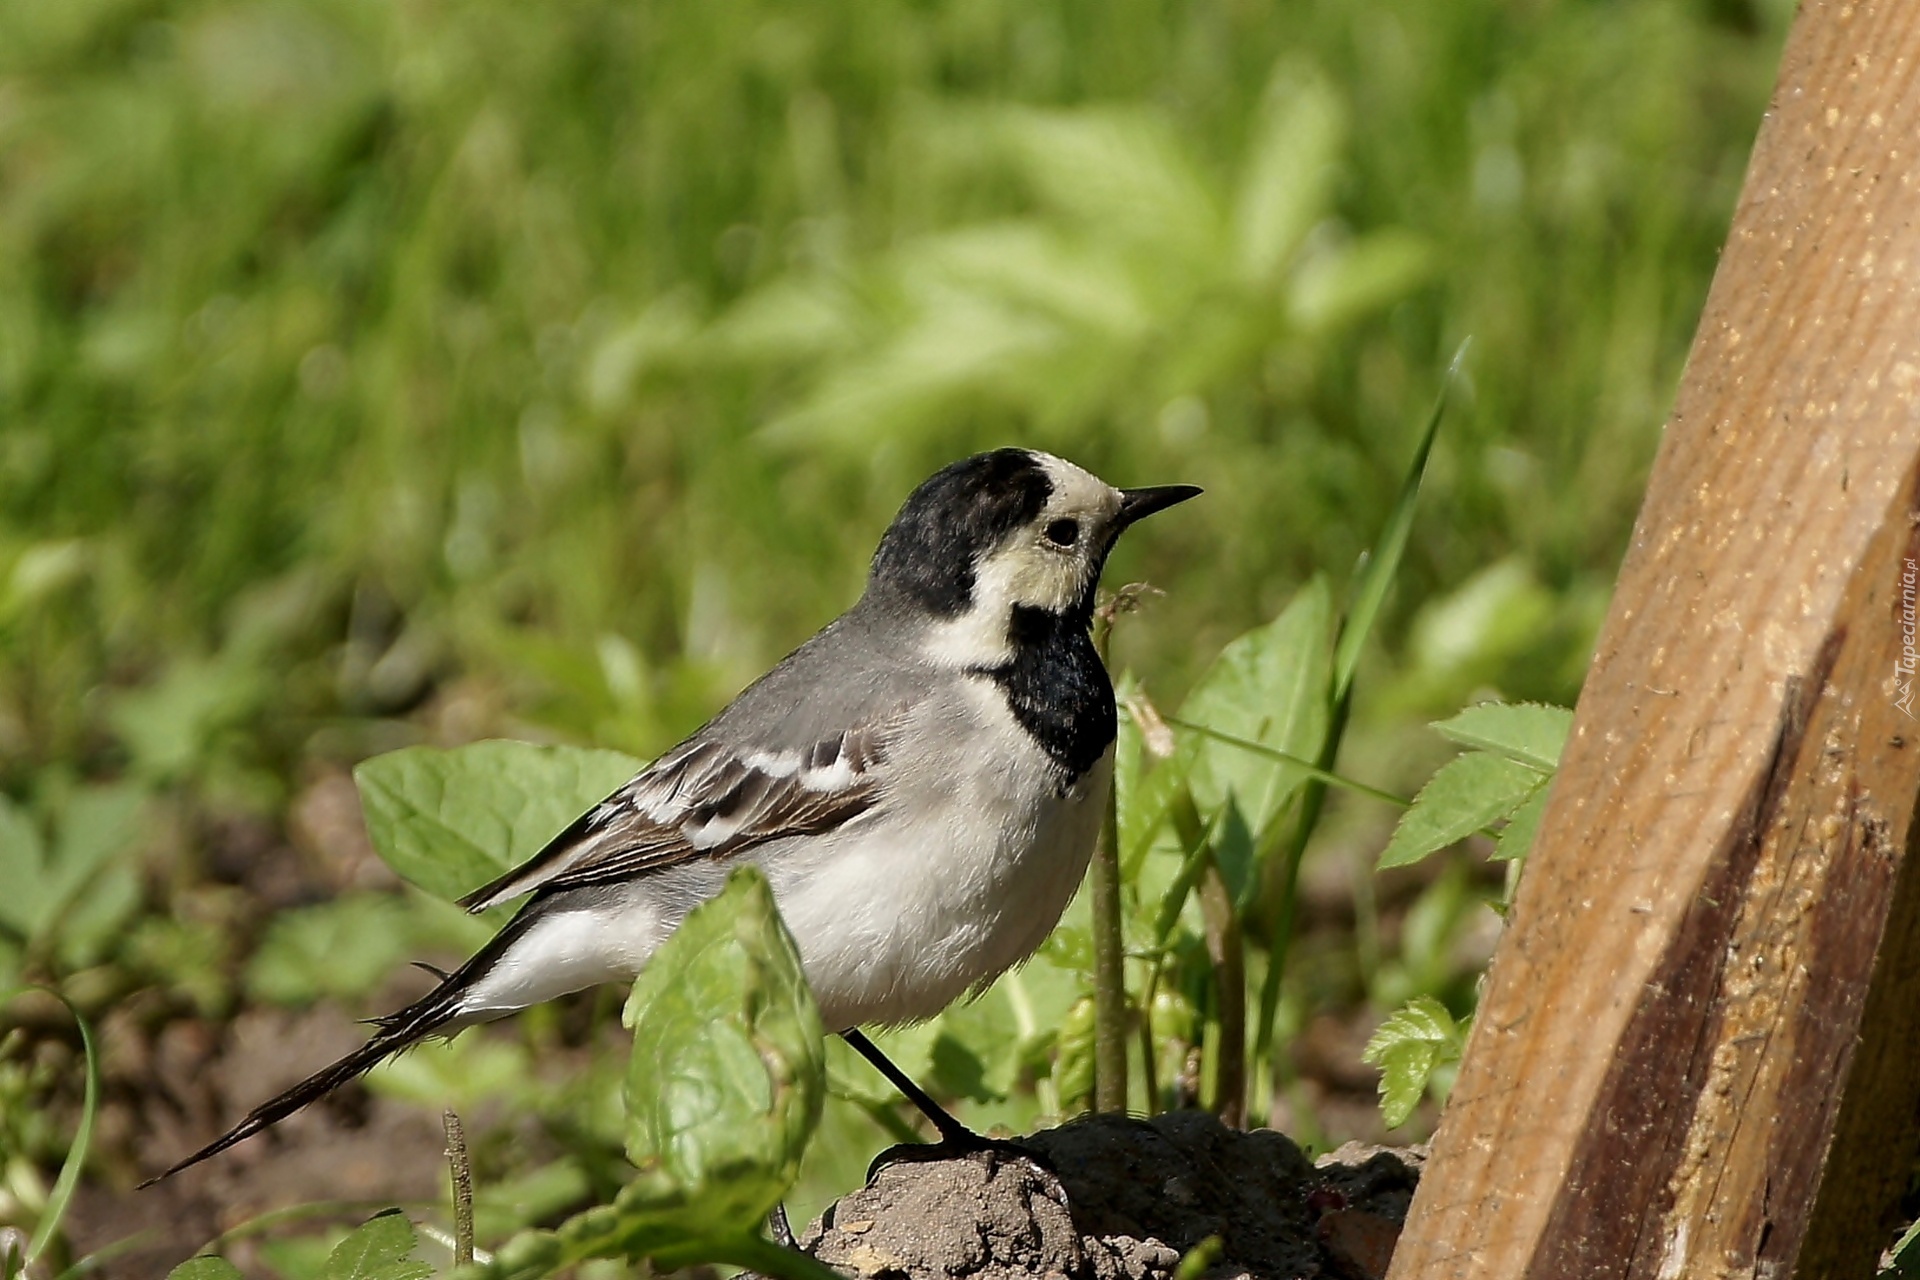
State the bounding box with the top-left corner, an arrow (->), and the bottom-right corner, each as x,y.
1116,484 -> 1203,529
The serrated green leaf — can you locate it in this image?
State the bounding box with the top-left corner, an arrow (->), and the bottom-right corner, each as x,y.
1493,784 -> 1552,863
260,1236 -> 340,1279
623,866 -> 824,1237
164,1259 -> 244,1280
320,1212 -> 431,1280
1361,996 -> 1462,1128
1182,578 -> 1332,840
1378,751 -> 1543,870
354,741 -> 645,902
1434,702 -> 1573,772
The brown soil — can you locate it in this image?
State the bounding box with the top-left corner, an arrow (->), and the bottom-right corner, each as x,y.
800,1113 -> 1421,1280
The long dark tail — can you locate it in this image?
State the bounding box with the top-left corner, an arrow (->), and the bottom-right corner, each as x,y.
142,907 -> 543,1186
140,988 -> 457,1185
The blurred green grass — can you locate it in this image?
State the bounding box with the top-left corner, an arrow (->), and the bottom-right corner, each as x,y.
0,0 -> 1791,1257
0,0 -> 1787,790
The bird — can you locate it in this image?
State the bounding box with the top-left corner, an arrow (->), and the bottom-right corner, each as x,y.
147,447 -> 1199,1184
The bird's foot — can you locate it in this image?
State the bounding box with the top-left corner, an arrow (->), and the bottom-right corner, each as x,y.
866,1126 -> 1059,1188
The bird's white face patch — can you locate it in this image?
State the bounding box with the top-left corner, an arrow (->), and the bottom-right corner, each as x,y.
921,453 -> 1123,668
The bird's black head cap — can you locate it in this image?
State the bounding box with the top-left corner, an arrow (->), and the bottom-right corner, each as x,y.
867,448 -> 1053,617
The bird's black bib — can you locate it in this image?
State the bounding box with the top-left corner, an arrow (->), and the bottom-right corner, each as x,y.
976,604 -> 1116,784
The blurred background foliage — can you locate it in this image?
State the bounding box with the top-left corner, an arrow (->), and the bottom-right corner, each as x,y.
0,0 -> 1791,1269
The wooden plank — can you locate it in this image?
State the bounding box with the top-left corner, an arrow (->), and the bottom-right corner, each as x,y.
1385,2 -> 1920,1276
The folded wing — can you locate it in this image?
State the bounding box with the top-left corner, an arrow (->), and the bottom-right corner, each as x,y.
458,725 -> 891,912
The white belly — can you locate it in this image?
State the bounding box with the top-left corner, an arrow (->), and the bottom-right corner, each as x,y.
768,746 -> 1111,1031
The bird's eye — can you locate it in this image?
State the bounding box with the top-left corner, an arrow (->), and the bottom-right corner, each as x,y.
1044,518 -> 1080,548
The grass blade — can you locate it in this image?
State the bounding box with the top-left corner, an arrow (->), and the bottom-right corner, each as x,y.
1165,717 -> 1408,809
1331,337 -> 1471,699
1252,342 -> 1468,1083
20,990 -> 101,1269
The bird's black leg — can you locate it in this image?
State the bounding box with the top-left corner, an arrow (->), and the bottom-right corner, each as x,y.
840,1028 -> 974,1143
839,1029 -> 1057,1186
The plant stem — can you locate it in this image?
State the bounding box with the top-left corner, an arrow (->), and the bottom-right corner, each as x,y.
1164,717 -> 1408,809
1197,861 -> 1245,1128
1090,601 -> 1130,1113
701,1232 -> 849,1280
1137,962 -> 1161,1111
443,1108 -> 475,1269
1253,700 -> 1345,1067
1090,769 -> 1129,1113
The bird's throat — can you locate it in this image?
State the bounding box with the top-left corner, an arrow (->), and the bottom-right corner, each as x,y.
971,604 -> 1116,782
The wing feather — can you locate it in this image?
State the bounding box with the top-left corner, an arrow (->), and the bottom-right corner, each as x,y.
458,726 -> 890,912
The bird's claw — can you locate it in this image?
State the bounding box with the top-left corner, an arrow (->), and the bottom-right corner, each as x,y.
865,1130 -> 1058,1185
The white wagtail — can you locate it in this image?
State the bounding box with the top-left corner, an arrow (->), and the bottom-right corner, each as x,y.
150,447 -> 1198,1182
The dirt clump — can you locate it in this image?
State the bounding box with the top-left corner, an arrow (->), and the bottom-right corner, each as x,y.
800,1112 -> 1421,1280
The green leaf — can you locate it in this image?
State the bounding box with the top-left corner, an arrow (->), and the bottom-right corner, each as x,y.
1493,784 -> 1552,863
0,786 -> 144,946
0,798 -> 47,937
164,1260 -> 244,1280
1887,1215 -> 1920,1277
622,866 -> 824,1237
998,106 -> 1219,263
1210,801 -> 1260,915
1173,1236 -> 1226,1280
1287,229 -> 1432,334
1182,578 -> 1333,840
1434,702 -> 1574,773
355,742 -> 645,903
1118,725 -> 1196,879
45,784 -> 145,924
1333,339 -> 1467,701
478,1189 -> 844,1280
320,1212 -> 431,1280
1112,675 -> 1153,871
1232,65 -> 1343,285
1378,752 -> 1544,870
246,894 -> 417,1007
1404,559 -> 1558,690
1052,994 -> 1098,1115
1361,996 -> 1463,1129
107,657 -> 264,783
475,872 -> 835,1280
924,966 -> 1065,1103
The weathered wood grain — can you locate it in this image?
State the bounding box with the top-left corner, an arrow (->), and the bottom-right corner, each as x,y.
1385,1 -> 1920,1276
